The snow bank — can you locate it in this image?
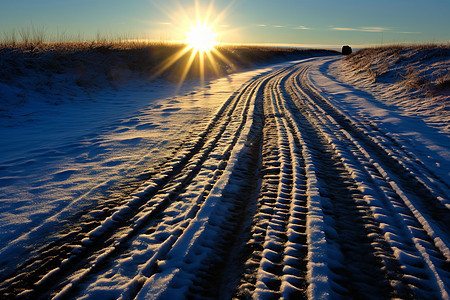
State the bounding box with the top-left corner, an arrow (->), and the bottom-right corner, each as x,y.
338,45 -> 450,134
312,57 -> 450,183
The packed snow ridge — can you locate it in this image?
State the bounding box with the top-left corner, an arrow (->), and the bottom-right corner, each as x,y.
0,47 -> 449,299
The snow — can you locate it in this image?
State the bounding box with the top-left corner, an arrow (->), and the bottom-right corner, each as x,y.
303,56 -> 450,298
1,53 -> 449,299
338,47 -> 450,135
0,63 -> 284,276
312,57 -> 449,181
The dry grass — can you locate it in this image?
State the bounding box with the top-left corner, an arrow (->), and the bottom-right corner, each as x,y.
0,27 -> 338,85
0,37 -> 338,118
339,43 -> 450,133
0,39 -> 337,88
344,43 -> 450,96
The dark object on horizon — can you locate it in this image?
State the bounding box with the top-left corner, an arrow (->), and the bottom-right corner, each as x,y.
342,45 -> 352,55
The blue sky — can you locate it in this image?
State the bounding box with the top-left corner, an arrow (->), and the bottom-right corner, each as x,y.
1,0 -> 449,46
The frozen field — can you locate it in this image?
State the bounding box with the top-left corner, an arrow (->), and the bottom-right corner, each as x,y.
0,56 -> 449,299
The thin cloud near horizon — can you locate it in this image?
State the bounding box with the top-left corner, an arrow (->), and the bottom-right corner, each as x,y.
330,26 -> 391,32
255,24 -> 312,30
294,26 -> 312,30
397,31 -> 421,34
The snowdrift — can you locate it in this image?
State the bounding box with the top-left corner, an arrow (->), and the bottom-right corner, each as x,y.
339,44 -> 449,133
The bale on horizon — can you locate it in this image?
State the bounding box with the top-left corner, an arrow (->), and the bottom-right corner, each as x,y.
342,45 -> 352,55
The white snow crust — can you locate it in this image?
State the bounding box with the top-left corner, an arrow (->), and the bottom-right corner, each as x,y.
1,54 -> 449,299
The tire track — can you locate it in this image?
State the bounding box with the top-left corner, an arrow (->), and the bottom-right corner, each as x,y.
234,60 -> 443,299
53,73 -> 268,299
2,57 -> 448,299
276,66 -> 395,299
234,66 -> 309,299
0,69 -> 272,299
128,67 -> 283,300
253,69 -> 305,298
50,67 -> 288,299
300,67 -> 450,243
288,63 -> 449,298
234,75 -> 285,298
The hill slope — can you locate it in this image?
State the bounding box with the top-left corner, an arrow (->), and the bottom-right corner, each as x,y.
336,44 -> 449,133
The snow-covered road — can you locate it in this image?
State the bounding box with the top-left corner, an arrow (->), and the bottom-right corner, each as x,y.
1,56 -> 449,299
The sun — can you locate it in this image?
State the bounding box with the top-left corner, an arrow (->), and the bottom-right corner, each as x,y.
185,23 -> 218,53
152,1 -> 235,88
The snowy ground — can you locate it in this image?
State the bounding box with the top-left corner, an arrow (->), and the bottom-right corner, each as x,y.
337,46 -> 450,134
0,55 -> 449,299
0,65 -> 278,273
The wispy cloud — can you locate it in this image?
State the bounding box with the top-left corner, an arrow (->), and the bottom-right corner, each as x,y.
256,24 -> 313,30
330,26 -> 390,32
294,26 -> 312,30
360,27 -> 391,32
158,22 -> 172,25
397,31 -> 421,34
331,27 -> 358,31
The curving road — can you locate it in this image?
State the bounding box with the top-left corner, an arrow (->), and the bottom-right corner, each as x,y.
1,57 -> 449,299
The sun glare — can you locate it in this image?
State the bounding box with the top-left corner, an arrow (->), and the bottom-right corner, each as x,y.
153,0 -> 235,89
185,23 -> 218,53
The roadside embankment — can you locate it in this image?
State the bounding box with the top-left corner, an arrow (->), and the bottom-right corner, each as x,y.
338,44 -> 450,133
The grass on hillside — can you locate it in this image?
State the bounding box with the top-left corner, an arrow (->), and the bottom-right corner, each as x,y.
0,39 -> 337,89
340,43 -> 449,133
344,43 -> 450,96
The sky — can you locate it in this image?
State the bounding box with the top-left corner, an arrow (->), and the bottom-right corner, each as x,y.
1,0 -> 449,47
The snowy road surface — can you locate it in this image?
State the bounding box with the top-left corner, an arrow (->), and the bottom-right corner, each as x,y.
1,56 -> 449,299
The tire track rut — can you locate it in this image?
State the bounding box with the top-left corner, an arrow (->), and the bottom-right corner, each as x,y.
0,69 -> 274,299
288,63 -> 449,298
2,58 -> 448,299
280,67 -> 395,299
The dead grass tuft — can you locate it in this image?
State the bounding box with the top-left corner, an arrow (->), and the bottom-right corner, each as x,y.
344,43 -> 450,95
338,43 -> 450,133
0,40 -> 338,88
